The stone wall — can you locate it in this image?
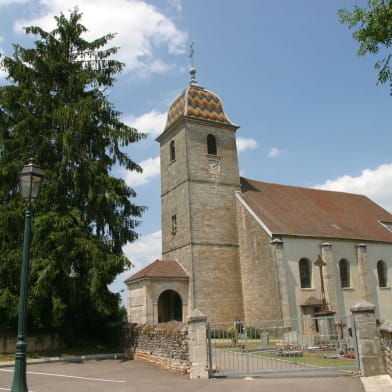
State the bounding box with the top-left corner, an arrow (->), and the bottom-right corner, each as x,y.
0,331 -> 64,354
380,321 -> 392,376
236,198 -> 281,321
124,322 -> 189,374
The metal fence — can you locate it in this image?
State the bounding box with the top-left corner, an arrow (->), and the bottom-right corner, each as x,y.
207,315 -> 359,377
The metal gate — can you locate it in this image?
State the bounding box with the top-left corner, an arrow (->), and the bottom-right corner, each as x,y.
207,315 -> 360,377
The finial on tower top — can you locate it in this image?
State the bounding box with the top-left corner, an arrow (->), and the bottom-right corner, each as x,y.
189,41 -> 198,85
189,41 -> 195,68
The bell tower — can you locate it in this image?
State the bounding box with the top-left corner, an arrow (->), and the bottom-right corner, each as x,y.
156,69 -> 244,322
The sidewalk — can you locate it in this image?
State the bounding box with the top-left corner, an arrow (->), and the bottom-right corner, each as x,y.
360,375 -> 392,392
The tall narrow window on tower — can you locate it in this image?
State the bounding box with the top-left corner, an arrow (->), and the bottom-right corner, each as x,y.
170,140 -> 176,161
171,215 -> 177,235
207,134 -> 217,155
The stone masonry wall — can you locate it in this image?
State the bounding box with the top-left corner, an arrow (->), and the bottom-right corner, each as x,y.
380,322 -> 392,376
124,322 -> 189,374
236,200 -> 281,321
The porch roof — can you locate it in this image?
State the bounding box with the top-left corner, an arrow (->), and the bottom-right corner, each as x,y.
125,259 -> 188,283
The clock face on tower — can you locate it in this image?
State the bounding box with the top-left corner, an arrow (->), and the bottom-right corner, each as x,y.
208,159 -> 221,174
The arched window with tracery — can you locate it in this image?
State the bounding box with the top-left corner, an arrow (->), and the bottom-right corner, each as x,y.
299,258 -> 311,288
339,259 -> 350,288
207,134 -> 217,155
377,260 -> 388,288
170,140 -> 175,161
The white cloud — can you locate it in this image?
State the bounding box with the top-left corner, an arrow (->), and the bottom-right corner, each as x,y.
267,147 -> 285,158
236,137 -> 258,152
315,163 -> 392,213
0,45 -> 7,79
12,0 -> 187,77
0,0 -> 28,4
0,45 -> 5,80
123,109 -> 167,136
168,0 -> 182,13
123,230 -> 162,271
124,156 -> 160,186
109,230 -> 162,303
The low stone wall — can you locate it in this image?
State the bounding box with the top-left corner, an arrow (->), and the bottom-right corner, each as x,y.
124,322 -> 189,374
380,321 -> 392,376
0,331 -> 64,354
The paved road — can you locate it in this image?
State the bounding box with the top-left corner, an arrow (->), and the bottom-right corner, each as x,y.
0,359 -> 364,392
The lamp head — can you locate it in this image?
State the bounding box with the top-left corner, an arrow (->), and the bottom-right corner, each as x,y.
19,158 -> 44,204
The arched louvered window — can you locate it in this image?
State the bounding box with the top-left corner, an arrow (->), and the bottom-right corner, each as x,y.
170,140 -> 175,161
299,258 -> 311,288
207,134 -> 217,155
339,259 -> 350,288
377,260 -> 388,288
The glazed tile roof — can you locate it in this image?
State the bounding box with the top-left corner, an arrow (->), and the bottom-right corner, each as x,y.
164,85 -> 233,131
125,259 -> 188,283
240,177 -> 392,243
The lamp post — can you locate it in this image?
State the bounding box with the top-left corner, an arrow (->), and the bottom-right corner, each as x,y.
11,159 -> 44,392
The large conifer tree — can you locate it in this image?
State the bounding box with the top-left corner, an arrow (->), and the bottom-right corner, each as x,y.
0,10 -> 145,342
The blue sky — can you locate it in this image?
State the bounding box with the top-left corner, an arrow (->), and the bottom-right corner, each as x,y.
1,0 -> 391,303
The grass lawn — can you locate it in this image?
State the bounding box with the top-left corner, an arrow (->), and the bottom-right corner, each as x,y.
256,351 -> 356,368
213,343 -> 357,369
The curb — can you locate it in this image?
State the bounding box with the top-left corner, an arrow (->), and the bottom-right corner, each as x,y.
361,375 -> 392,392
0,353 -> 125,368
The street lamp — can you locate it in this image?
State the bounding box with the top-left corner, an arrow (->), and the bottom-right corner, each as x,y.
11,158 -> 44,392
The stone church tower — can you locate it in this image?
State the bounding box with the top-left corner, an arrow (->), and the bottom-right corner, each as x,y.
156,70 -> 244,322
126,67 -> 392,327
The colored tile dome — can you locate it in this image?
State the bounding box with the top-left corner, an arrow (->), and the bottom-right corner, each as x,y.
164,70 -> 234,131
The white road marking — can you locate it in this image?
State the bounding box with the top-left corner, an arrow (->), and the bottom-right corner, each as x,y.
0,369 -> 125,383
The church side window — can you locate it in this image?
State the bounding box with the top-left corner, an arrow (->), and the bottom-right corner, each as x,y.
170,140 -> 176,161
339,259 -> 350,288
377,260 -> 388,288
299,258 -> 311,288
171,215 -> 177,235
207,134 -> 217,155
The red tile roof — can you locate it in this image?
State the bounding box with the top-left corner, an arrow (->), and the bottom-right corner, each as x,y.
240,177 -> 392,243
125,259 -> 188,283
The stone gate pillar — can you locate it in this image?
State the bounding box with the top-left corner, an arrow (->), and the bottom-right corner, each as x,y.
351,301 -> 386,376
187,309 -> 208,379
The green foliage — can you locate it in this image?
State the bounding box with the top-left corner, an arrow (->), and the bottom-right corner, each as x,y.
338,0 -> 392,94
0,9 -> 146,342
245,326 -> 260,339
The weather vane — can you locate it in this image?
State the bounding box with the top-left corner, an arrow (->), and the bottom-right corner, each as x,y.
189,42 -> 197,85
189,42 -> 195,68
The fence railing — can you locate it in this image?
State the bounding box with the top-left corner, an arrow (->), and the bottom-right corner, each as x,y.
207,315 -> 359,377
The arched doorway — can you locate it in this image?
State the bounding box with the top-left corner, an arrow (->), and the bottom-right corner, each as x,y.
158,290 -> 182,323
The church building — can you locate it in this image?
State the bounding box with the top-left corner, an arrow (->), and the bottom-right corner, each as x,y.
125,69 -> 392,325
